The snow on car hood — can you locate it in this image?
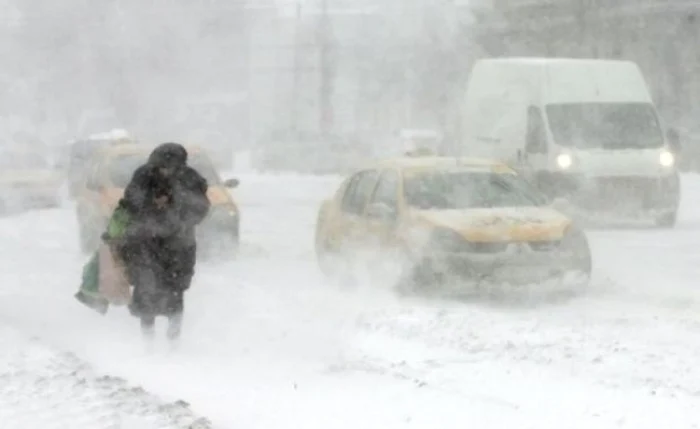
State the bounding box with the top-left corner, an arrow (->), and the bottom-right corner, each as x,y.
413,206 -> 572,242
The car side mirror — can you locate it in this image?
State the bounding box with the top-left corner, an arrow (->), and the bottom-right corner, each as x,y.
223,178 -> 239,188
366,202 -> 397,221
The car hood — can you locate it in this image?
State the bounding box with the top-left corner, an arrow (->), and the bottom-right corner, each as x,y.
412,206 -> 572,242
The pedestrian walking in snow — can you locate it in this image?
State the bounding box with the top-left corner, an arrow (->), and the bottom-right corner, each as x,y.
109,142 -> 210,342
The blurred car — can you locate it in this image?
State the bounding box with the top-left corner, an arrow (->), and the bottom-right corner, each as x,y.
0,151 -> 63,213
66,128 -> 136,198
74,144 -> 240,257
314,153 -> 592,291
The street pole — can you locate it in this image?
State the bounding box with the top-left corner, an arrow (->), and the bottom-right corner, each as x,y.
318,0 -> 334,139
291,0 -> 302,136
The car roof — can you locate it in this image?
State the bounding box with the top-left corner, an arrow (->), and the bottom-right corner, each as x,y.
99,143 -> 205,158
371,155 -> 515,174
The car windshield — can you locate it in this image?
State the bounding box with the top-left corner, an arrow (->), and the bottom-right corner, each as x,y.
404,171 -> 548,210
108,152 -> 221,188
546,102 -> 664,150
187,153 -> 221,184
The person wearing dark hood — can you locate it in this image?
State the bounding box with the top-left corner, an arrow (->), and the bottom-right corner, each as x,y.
108,143 -> 210,341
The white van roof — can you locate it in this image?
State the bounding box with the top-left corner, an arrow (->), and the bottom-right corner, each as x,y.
468,57 -> 653,104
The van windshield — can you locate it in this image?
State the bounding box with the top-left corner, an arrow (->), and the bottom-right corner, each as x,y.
545,102 -> 664,149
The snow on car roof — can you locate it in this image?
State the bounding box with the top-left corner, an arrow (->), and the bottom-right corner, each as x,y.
101,143 -> 205,157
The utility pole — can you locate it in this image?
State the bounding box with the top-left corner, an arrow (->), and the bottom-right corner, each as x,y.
290,0 -> 302,136
318,0 -> 334,139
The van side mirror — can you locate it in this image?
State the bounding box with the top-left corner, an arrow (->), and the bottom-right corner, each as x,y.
223,178 -> 239,188
666,128 -> 681,153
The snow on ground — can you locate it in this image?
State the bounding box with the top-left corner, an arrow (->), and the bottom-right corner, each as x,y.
1,172 -> 700,428
0,326 -> 211,429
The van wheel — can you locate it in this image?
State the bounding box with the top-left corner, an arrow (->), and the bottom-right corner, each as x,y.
655,211 -> 677,228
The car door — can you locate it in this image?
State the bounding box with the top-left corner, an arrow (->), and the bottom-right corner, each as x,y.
326,169 -> 379,252
363,168 -> 402,249
361,169 -> 404,275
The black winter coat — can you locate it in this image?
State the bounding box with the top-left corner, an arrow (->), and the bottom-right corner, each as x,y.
115,143 -> 211,318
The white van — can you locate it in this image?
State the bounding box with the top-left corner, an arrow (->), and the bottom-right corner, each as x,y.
457,57 -> 680,227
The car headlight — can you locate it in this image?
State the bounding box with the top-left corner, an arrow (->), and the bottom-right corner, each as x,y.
659,150 -> 674,167
429,228 -> 470,253
556,153 -> 573,170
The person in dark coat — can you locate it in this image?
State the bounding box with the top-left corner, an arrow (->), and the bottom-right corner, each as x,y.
110,142 -> 210,341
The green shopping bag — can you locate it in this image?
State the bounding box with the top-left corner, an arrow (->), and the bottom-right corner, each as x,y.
74,205 -> 131,314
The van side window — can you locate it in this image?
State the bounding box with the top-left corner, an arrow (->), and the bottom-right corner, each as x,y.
526,106 -> 547,154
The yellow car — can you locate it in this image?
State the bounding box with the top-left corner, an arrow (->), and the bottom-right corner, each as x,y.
0,151 -> 63,212
75,144 -> 240,256
314,155 -> 592,290
66,129 -> 137,198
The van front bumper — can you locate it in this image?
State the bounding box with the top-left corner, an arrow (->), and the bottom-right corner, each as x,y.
544,171 -> 679,215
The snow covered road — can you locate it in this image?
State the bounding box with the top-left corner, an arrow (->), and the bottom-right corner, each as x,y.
1,172 -> 700,428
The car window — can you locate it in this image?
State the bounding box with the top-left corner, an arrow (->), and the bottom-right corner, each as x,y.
340,174 -> 363,212
108,154 -> 148,188
188,153 -> 221,185
369,170 -> 400,210
86,161 -> 103,190
341,170 -> 379,215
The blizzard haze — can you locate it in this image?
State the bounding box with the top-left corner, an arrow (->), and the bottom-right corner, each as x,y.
2,1 -> 700,429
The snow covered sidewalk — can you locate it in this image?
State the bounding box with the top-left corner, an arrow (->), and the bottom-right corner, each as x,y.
0,326 -> 212,429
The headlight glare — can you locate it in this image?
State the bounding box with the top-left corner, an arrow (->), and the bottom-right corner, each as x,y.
659,150 -> 674,167
556,153 -> 573,170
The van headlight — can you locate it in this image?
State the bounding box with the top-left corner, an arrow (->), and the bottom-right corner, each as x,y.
556,153 -> 573,170
659,150 -> 675,167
